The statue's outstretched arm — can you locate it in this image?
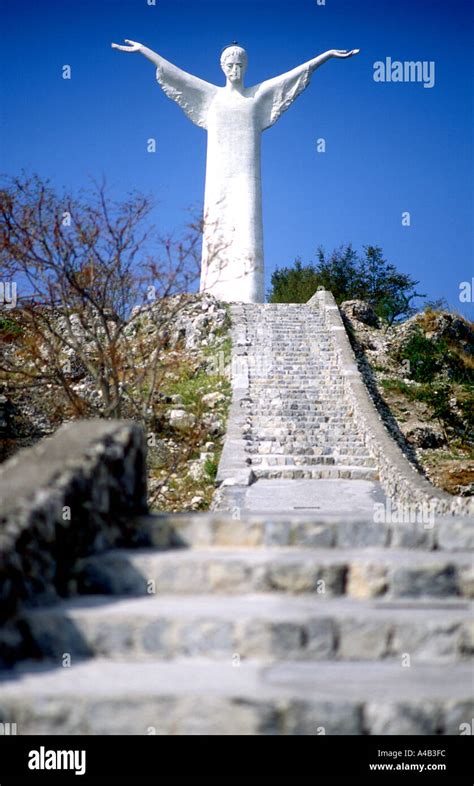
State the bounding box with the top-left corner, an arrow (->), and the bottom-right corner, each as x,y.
111,39 -> 217,129
255,48 -> 360,131
261,49 -> 359,89
306,48 -> 360,72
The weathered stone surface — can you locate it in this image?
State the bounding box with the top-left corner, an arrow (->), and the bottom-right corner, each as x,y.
443,701 -> 474,735
340,300 -> 381,329
405,425 -> 445,449
459,619 -> 474,655
291,521 -> 335,548
365,703 -> 440,735
391,622 -> 460,662
338,619 -> 390,660
391,565 -> 458,598
0,421 -> 147,623
437,518 -> 474,551
459,565 -> 474,598
337,519 -> 389,548
391,523 -> 435,549
168,410 -> 196,431
347,563 -> 387,599
284,701 -> 363,735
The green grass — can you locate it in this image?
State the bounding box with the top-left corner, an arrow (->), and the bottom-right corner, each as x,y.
203,457 -> 219,480
0,317 -> 22,338
380,378 -> 414,396
201,334 -> 232,360
164,367 -> 230,409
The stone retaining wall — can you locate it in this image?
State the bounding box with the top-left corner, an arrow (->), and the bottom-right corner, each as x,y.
214,303 -> 254,501
0,420 -> 147,627
310,290 -> 473,516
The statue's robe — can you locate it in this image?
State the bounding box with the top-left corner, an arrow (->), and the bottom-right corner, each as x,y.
155,57 -> 314,303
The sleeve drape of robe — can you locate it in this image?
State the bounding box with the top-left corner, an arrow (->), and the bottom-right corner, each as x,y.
253,62 -> 314,131
155,59 -> 217,130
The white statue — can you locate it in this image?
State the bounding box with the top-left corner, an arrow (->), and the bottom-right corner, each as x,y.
112,39 -> 359,303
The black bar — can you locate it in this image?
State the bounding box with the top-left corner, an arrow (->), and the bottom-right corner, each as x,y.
0,735 -> 471,785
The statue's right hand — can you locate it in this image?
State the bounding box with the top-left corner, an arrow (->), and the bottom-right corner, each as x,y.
111,39 -> 142,53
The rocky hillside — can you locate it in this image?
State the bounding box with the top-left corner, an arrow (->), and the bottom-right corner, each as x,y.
0,293 -> 232,512
341,301 -> 474,496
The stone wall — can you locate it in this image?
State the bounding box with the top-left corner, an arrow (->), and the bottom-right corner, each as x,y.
213,303 -> 255,503
310,290 -> 473,516
0,420 -> 147,630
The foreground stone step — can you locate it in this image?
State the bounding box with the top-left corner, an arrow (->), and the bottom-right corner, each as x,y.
21,594 -> 473,663
0,658 -> 471,734
252,465 -> 379,481
139,512 -> 473,551
74,547 -> 473,599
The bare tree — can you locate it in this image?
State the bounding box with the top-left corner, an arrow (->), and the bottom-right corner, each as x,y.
0,174 -> 202,424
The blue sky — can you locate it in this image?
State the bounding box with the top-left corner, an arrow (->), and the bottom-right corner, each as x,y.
0,0 -> 473,315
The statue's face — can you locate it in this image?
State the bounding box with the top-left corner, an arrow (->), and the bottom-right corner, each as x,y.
221,51 -> 247,84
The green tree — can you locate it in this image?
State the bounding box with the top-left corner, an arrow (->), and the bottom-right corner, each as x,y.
268,244 -> 425,324
267,258 -> 320,304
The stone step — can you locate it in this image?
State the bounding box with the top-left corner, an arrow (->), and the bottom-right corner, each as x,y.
249,391 -> 346,399
258,368 -> 339,373
246,443 -> 369,454
249,382 -> 343,388
251,353 -> 335,358
248,404 -> 348,411
248,414 -> 354,423
251,338 -> 332,342
21,594 -> 473,663
250,400 -> 350,407
247,416 -> 354,425
248,425 -> 359,435
245,441 -> 368,450
73,546 -> 473,599
252,465 -> 378,481
248,427 -> 363,434
144,512 -> 472,551
249,428 -> 363,437
0,658 -> 471,734
250,378 -> 342,385
250,440 -> 367,451
251,455 -> 375,467
249,413 -> 353,421
250,375 -> 341,381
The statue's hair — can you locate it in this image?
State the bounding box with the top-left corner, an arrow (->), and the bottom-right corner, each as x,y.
220,42 -> 248,69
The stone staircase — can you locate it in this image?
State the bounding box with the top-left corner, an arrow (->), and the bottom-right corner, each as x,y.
0,301 -> 472,735
240,303 -> 378,481
0,513 -> 472,734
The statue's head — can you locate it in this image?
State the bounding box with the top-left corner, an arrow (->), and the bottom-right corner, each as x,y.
220,43 -> 248,84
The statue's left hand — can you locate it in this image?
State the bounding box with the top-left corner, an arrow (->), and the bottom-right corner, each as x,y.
332,49 -> 360,58
111,39 -> 143,53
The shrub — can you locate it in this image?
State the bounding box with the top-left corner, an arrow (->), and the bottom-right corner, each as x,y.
268,245 -> 424,323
